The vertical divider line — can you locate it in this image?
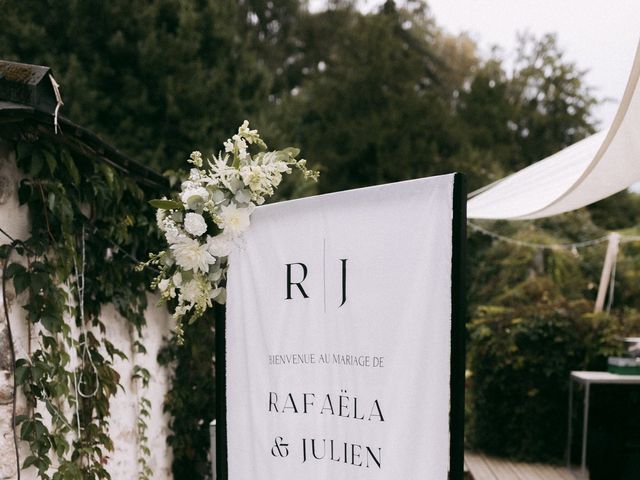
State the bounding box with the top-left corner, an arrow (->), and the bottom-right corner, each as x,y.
323,237 -> 327,313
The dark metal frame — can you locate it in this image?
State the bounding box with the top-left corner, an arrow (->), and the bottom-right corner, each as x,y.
449,173 -> 467,480
215,174 -> 467,479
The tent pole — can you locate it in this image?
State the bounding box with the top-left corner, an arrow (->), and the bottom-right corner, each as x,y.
594,233 -> 620,313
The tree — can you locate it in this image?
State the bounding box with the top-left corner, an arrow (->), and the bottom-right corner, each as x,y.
266,1 -> 469,193
0,0 -> 272,170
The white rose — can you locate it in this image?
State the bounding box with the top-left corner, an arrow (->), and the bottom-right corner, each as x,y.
184,212 -> 208,237
181,187 -> 209,207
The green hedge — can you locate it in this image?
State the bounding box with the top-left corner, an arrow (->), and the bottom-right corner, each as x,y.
467,278 -> 640,464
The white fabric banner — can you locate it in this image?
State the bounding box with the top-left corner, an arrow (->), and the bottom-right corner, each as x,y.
226,174 -> 458,479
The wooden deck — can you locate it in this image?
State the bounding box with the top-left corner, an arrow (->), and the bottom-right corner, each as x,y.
465,451 -> 584,480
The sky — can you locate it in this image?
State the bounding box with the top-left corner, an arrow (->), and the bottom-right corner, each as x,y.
309,0 -> 640,128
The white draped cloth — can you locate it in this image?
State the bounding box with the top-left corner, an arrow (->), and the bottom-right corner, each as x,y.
468,41 -> 640,220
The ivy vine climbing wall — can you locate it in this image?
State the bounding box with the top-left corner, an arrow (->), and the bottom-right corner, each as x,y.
0,133 -> 174,479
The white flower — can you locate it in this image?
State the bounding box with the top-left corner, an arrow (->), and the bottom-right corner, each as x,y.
184,212 -> 208,237
170,237 -> 216,273
236,138 -> 248,161
240,165 -> 270,193
189,151 -> 203,167
172,271 -> 182,287
206,233 -> 234,257
181,186 -> 209,207
156,209 -> 168,231
180,279 -> 204,304
238,120 -> 260,144
158,278 -> 176,299
165,228 -> 184,245
224,139 -> 234,153
216,203 -> 254,235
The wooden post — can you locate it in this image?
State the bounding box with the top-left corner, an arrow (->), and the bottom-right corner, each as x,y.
594,233 -> 620,313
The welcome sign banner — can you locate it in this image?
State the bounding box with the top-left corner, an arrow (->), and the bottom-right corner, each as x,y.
220,173 -> 466,479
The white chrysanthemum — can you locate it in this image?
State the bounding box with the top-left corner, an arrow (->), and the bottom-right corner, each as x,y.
184,212 -> 208,237
179,279 -> 204,304
170,237 -> 216,273
206,233 -> 234,257
181,186 -> 209,206
216,203 -> 254,235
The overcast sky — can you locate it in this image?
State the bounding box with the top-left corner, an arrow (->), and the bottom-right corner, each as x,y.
310,0 -> 640,128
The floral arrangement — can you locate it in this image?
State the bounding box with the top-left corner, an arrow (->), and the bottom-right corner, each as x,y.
144,121 -> 318,341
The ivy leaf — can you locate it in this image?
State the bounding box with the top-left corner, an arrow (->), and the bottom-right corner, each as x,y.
15,414 -> 29,425
43,150 -> 57,174
13,271 -> 30,294
41,314 -> 61,333
22,455 -> 39,469
14,361 -> 30,385
0,244 -> 11,259
4,262 -> 25,278
16,142 -> 33,162
30,151 -> 44,176
61,150 -> 80,185
30,272 -> 48,292
149,199 -> 183,210
20,419 -> 34,440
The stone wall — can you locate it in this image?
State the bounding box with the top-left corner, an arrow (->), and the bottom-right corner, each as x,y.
0,142 -> 174,479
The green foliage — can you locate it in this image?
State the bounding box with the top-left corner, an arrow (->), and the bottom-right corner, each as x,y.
0,0 -> 274,171
2,134 -> 162,479
467,278 -> 640,462
157,312 -> 216,480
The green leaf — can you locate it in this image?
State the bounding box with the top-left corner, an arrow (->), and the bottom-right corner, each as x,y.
22,455 -> 39,469
149,199 -> 183,210
16,142 -> 33,162
4,262 -> 25,278
61,150 -> 80,185
30,151 -> 44,176
15,415 -> 29,425
13,271 -> 30,294
43,150 -> 57,174
281,147 -> 300,158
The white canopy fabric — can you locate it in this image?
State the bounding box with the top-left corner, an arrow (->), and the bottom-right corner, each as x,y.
468,41 -> 640,220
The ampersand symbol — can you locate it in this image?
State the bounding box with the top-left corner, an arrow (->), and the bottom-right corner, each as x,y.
271,436 -> 289,457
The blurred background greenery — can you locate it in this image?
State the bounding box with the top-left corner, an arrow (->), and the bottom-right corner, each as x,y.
3,0 -> 639,478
